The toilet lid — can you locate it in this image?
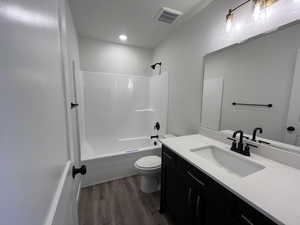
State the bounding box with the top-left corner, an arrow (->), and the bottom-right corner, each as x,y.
135,156 -> 161,169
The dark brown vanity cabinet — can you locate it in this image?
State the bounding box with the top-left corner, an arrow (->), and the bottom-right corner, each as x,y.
230,199 -> 277,225
160,145 -> 277,225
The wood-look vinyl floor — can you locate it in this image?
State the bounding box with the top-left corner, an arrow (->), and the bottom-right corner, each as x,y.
79,176 -> 175,225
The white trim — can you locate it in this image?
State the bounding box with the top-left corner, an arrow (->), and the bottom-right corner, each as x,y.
76,180 -> 81,203
118,136 -> 150,141
81,70 -> 152,78
135,108 -> 157,112
58,0 -> 74,161
43,161 -> 71,225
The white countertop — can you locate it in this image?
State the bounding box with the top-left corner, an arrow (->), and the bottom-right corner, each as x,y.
160,134 -> 300,225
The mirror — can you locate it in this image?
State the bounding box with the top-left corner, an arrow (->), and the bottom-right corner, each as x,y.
201,22 -> 300,150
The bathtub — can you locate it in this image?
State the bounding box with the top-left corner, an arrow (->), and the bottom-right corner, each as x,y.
81,136 -> 162,187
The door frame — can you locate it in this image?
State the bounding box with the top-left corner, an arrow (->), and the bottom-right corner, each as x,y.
57,0 -> 82,224
284,49 -> 300,146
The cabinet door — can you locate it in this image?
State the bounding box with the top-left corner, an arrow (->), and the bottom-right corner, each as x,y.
183,163 -> 234,225
161,148 -> 178,216
231,198 -> 278,225
176,158 -> 197,225
205,182 -> 235,225
185,170 -> 207,225
172,170 -> 192,224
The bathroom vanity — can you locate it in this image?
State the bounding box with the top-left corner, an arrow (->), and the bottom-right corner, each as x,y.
160,135 -> 300,225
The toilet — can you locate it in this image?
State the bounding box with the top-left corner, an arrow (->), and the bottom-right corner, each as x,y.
135,134 -> 175,193
135,155 -> 161,193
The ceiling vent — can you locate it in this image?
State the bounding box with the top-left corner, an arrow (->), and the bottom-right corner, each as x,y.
156,7 -> 182,24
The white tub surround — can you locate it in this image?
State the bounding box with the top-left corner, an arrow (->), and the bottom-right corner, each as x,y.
79,37 -> 153,76
160,134 -> 300,225
83,71 -> 168,157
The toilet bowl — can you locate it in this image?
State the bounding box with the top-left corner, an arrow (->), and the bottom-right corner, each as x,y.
135,155 -> 161,193
135,134 -> 175,193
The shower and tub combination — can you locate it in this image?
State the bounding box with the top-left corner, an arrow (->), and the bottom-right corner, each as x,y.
81,70 -> 170,191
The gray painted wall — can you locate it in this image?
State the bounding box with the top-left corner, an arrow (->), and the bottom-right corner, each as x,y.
153,0 -> 300,136
79,37 -> 153,76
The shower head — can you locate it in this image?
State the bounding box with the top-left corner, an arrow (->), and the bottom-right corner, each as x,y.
150,62 -> 162,70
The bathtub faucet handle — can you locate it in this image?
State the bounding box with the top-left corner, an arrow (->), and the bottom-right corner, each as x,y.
154,122 -> 160,131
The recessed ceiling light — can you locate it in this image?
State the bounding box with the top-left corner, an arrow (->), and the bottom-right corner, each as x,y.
119,34 -> 127,41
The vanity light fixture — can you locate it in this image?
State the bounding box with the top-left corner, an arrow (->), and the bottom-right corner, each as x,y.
226,0 -> 251,31
253,0 -> 263,20
226,0 -> 278,31
226,9 -> 234,31
264,0 -> 278,7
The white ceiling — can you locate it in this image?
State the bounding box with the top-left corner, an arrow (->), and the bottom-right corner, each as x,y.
69,0 -> 210,48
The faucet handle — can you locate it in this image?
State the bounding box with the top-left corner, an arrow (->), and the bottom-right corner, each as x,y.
227,137 -> 237,151
231,141 -> 237,151
227,137 -> 235,141
247,143 -> 258,148
243,143 -> 258,157
258,140 -> 270,145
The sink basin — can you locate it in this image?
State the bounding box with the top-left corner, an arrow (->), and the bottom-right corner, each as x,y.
190,146 -> 265,178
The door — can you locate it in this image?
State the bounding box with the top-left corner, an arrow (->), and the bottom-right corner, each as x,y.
69,59 -> 83,224
58,1 -> 84,224
0,0 -> 80,225
284,49 -> 300,146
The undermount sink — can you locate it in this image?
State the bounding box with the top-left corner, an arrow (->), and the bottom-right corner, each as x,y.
190,146 -> 265,178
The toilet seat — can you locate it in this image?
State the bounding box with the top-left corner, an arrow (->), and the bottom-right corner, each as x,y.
135,156 -> 161,170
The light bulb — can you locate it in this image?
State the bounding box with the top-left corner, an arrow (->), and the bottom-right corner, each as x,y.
253,0 -> 262,21
226,11 -> 233,32
119,34 -> 127,41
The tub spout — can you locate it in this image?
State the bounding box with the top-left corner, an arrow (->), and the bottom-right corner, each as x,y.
150,135 -> 159,139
